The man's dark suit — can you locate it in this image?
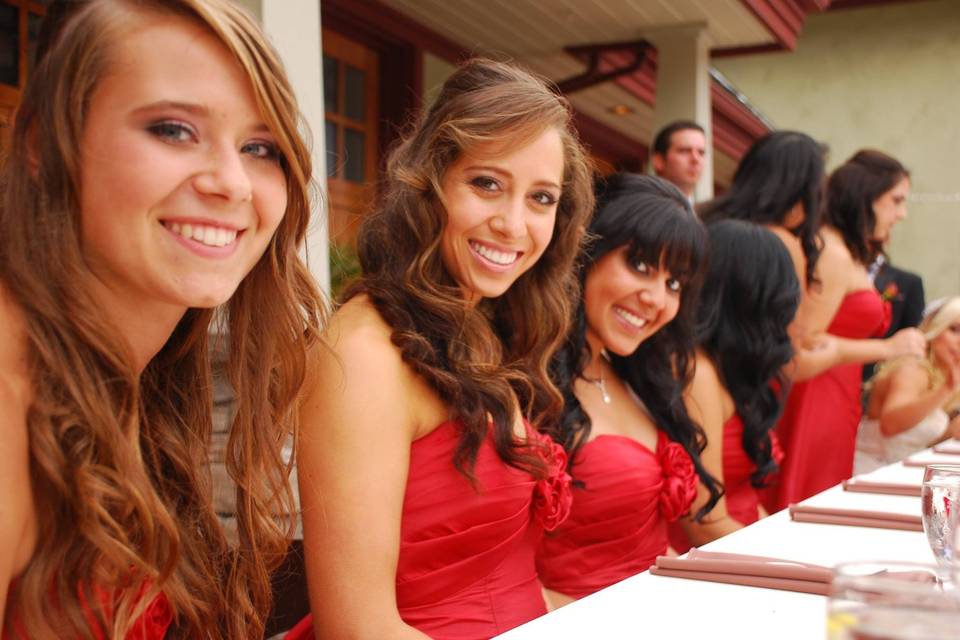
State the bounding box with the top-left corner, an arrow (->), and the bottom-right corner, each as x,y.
863,260 -> 925,382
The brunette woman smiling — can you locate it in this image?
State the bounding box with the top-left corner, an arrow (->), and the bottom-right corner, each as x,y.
0,1 -> 323,638
291,59 -> 594,640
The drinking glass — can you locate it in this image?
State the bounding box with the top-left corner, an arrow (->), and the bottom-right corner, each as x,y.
921,464 -> 960,567
826,561 -> 960,640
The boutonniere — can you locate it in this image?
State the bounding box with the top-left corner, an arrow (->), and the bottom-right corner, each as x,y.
881,282 -> 901,303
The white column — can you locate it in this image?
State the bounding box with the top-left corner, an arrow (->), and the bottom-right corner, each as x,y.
647,22 -> 714,202
244,0 -> 330,294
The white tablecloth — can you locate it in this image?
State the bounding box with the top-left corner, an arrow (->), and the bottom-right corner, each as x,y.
497,455 -> 945,639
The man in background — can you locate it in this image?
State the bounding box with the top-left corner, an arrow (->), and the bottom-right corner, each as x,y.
651,120 -> 706,201
863,252 -> 926,383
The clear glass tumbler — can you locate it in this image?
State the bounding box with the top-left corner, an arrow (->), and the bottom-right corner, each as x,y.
826,561 -> 960,640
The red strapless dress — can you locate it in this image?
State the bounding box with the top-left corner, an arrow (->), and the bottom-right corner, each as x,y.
767,289 -> 891,510
3,581 -> 172,639
535,431 -> 697,599
668,413 -> 784,554
285,420 -> 572,640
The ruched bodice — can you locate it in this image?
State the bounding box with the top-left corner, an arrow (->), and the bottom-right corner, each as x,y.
536,431 -> 696,599
769,290 -> 891,510
286,419 -> 571,640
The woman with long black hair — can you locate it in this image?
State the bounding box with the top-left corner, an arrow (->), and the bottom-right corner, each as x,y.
536,173 -> 720,606
670,220 -> 799,551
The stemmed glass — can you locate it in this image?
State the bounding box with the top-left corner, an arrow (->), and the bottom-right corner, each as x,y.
920,464 -> 960,568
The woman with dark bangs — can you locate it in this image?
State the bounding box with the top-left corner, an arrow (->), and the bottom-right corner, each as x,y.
769,150 -> 925,508
669,220 -> 799,552
535,173 -> 721,606
290,59 -> 594,639
0,1 -> 324,638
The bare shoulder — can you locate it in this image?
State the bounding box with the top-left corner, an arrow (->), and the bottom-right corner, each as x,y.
690,350 -> 721,388
887,359 -> 932,393
765,225 -> 807,283
685,350 -> 728,433
814,227 -> 856,279
318,295 -> 408,386
302,295 -> 444,440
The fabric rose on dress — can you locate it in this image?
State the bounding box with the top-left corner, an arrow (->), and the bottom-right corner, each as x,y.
532,438 -> 573,531
770,431 -> 785,466
657,441 -> 697,522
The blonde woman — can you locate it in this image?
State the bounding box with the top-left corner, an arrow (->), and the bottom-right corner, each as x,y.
855,297 -> 960,473
0,1 -> 323,637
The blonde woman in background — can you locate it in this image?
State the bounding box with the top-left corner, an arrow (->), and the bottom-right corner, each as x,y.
855,297 -> 960,473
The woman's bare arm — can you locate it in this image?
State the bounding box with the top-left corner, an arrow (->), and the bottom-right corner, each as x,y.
879,361 -> 959,437
298,299 -> 431,640
680,352 -> 740,546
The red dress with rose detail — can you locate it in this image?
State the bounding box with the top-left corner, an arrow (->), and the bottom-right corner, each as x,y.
535,430 -> 697,600
767,289 -> 891,510
285,420 -> 572,640
2,581 -> 172,640
668,413 -> 785,554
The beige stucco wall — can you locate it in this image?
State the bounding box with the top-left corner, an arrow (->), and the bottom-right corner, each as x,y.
714,0 -> 960,300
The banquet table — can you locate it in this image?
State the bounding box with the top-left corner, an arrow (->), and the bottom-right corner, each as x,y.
497,454 -> 943,639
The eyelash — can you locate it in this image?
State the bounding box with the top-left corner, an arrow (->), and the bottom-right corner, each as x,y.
148,120 -> 195,143
468,176 -> 557,206
148,120 -> 281,162
632,261 -> 683,293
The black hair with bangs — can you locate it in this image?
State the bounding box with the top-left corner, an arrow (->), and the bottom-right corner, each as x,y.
547,173 -> 721,520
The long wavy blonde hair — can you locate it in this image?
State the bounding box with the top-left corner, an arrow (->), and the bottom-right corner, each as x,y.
0,1 -> 324,637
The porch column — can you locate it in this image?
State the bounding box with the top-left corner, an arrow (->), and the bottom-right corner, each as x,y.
647,22 -> 713,202
242,0 -> 330,294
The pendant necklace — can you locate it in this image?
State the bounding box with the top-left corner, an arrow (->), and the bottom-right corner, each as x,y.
584,350 -> 612,404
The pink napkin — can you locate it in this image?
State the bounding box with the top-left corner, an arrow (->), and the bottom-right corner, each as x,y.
789,503 -> 922,531
902,457 -> 960,468
650,549 -> 833,595
842,477 -> 921,497
934,440 -> 960,454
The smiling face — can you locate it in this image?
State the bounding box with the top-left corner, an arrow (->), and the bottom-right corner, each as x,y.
871,176 -> 910,242
438,128 -> 564,303
78,14 -> 288,317
931,323 -> 960,370
583,246 -> 682,357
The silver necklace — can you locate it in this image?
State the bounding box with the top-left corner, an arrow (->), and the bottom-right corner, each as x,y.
583,350 -> 612,404
585,371 -> 612,404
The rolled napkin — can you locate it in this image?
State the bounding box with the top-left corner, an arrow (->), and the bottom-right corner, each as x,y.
933,440 -> 960,454
843,477 -> 921,497
650,549 -> 833,595
903,453 -> 960,468
789,503 -> 922,532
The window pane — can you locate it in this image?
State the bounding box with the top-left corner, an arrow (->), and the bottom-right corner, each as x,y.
27,12 -> 42,76
344,65 -> 365,122
344,128 -> 365,183
325,120 -> 338,177
323,55 -> 338,114
0,3 -> 19,87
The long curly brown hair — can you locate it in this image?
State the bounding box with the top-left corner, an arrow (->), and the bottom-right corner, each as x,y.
0,1 -> 324,638
348,58 -> 595,480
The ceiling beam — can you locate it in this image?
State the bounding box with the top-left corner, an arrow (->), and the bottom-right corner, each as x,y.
555,40 -> 651,95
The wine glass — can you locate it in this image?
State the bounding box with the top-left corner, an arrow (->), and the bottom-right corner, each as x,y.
920,464 -> 960,567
